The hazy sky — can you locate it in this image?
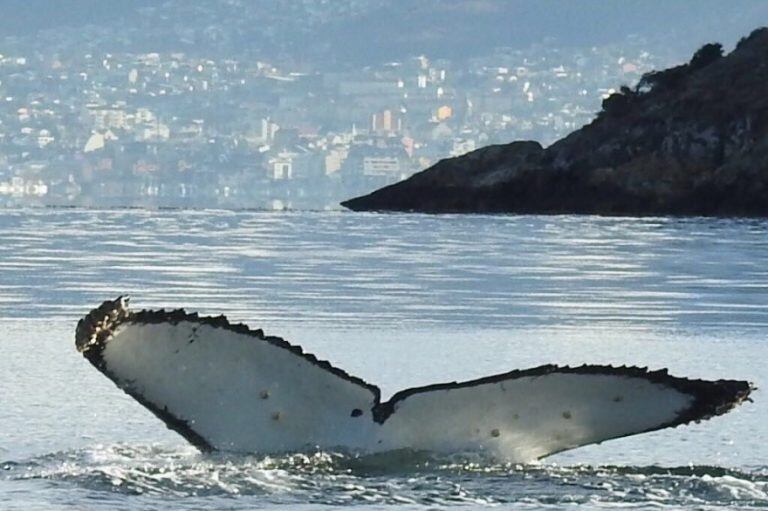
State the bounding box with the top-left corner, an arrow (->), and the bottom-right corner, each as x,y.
0,1 -> 765,63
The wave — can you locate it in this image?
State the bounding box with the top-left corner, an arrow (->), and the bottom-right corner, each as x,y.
4,444 -> 768,508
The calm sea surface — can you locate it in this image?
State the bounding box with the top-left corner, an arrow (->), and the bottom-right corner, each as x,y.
1,209 -> 767,510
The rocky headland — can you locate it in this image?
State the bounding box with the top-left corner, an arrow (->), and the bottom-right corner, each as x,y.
342,28 -> 768,216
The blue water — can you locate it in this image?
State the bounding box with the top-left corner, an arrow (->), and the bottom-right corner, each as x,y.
1,209 -> 766,509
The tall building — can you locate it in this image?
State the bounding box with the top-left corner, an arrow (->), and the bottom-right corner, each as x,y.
371,109 -> 402,134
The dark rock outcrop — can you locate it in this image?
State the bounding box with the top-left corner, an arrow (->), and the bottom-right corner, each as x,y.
342,28 -> 768,216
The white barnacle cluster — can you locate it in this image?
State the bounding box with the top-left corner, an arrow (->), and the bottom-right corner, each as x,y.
77,297 -> 131,353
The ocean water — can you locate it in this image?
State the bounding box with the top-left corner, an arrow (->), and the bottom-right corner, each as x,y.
1,208 -> 766,510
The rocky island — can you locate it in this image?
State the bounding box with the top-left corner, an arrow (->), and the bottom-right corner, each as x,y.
342,28 -> 768,216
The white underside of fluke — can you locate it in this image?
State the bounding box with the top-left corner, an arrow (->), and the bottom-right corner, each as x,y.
104,321 -> 380,452
75,299 -> 752,462
375,372 -> 691,461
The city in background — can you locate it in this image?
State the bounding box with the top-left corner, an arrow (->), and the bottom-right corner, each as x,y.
0,0 -> 764,210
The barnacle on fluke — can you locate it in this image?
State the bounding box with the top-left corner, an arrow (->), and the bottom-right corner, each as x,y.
76,298 -> 754,461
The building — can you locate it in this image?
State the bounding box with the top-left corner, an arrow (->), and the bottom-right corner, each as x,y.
267,151 -> 294,180
362,155 -> 400,177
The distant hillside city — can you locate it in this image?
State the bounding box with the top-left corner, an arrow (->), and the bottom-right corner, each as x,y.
0,0 -> 762,210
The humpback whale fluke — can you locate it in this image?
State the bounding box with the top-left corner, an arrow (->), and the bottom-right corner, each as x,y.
76,298 -> 753,462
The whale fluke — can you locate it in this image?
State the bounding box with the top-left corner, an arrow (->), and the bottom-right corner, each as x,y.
76,298 -> 753,462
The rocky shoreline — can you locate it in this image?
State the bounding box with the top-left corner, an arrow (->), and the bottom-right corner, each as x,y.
342,28 -> 768,216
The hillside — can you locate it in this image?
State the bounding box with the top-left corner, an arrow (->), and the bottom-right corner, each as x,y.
342,28 -> 768,216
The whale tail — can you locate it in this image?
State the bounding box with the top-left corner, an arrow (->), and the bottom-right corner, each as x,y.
76,298 -> 753,462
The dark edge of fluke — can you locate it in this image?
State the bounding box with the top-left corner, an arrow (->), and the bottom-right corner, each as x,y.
77,298 -> 754,452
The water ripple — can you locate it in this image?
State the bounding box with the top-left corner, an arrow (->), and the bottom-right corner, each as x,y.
4,446 -> 768,508
1,209 -> 767,333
